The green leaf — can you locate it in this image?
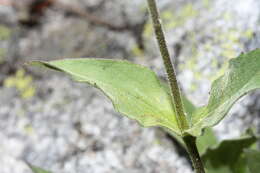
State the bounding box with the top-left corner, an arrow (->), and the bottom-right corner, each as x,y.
186,49 -> 260,136
27,163 -> 52,173
30,58 -> 193,135
202,135 -> 256,173
244,149 -> 260,173
196,128 -> 218,155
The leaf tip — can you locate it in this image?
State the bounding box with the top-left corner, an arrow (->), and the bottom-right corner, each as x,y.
25,60 -> 45,67
26,60 -> 62,72
25,161 -> 52,173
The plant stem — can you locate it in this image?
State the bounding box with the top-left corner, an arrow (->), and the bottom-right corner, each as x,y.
146,0 -> 188,131
146,0 -> 206,172
183,135 -> 206,173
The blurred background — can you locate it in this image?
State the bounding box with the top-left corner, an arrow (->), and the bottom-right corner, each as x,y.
0,0 -> 260,172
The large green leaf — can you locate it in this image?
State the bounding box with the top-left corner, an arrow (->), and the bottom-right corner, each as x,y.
30,59 -> 192,135
27,163 -> 52,173
202,135 -> 256,173
244,149 -> 260,173
186,49 -> 260,136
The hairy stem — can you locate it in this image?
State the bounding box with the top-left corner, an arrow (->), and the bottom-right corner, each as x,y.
183,135 -> 206,173
146,0 -> 206,172
146,0 -> 188,131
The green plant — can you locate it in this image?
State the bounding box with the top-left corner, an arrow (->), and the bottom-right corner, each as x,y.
27,0 -> 260,172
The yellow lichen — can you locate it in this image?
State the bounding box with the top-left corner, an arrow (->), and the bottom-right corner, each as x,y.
144,21 -> 153,38
0,48 -> 5,63
203,0 -> 210,8
223,12 -> 233,21
190,83 -> 198,92
4,69 -> 36,99
131,45 -> 144,57
0,25 -> 11,40
180,3 -> 198,18
243,29 -> 253,39
24,124 -> 34,135
162,11 -> 174,20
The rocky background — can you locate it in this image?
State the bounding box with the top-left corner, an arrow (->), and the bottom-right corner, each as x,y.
0,0 -> 260,173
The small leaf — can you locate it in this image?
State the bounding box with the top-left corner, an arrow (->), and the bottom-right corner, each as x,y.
202,135 -> 256,173
30,59 -> 193,135
244,149 -> 260,173
27,163 -> 52,173
186,49 -> 260,136
196,128 -> 218,155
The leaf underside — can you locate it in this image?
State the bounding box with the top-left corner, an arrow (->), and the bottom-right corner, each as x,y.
30,59 -> 191,136
186,49 -> 260,136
